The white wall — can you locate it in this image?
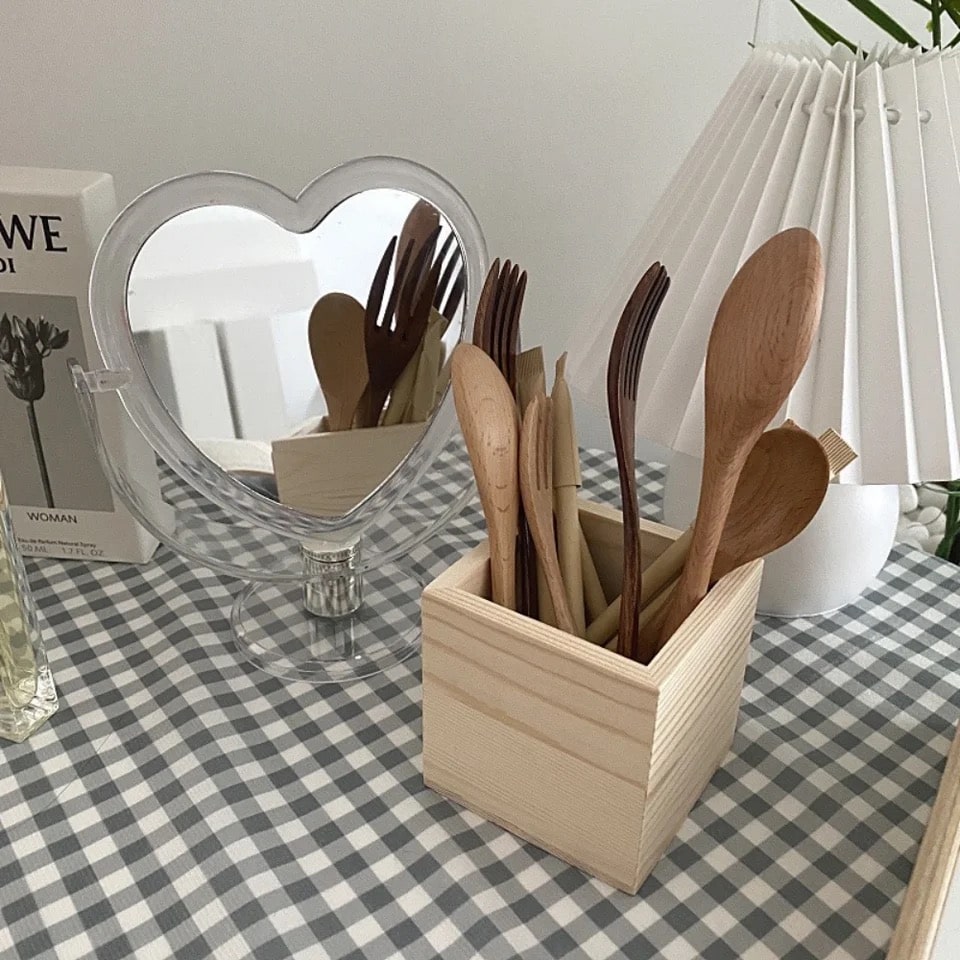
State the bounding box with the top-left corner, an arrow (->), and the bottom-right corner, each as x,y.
4,0 -> 763,455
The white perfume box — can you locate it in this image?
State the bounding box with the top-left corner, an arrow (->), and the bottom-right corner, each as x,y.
0,167 -> 161,563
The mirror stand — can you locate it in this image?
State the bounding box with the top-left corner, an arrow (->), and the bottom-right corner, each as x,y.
231,553 -> 426,683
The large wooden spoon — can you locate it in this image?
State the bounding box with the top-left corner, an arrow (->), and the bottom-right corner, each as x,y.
307,293 -> 368,432
451,343 -> 519,610
398,199 -> 441,275
660,228 -> 824,641
586,424 -> 830,646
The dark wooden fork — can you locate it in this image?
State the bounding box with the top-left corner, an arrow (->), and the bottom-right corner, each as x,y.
607,263 -> 671,663
362,231 -> 442,426
432,232 -> 466,321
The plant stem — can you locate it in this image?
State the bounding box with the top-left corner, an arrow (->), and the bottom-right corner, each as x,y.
26,402 -> 54,509
934,0 -> 943,47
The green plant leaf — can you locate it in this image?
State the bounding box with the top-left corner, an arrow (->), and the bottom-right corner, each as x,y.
790,1 -> 858,51
942,0 -> 960,31
844,0 -> 921,45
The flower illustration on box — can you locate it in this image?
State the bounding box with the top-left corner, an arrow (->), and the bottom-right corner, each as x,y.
0,314 -> 69,508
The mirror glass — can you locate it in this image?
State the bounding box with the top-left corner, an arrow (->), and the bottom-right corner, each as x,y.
126,189 -> 466,514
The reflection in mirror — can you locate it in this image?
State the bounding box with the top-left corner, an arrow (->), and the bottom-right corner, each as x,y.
126,190 -> 466,515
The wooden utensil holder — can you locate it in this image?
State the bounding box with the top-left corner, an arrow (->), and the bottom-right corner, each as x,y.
421,498 -> 762,894
272,420 -> 426,517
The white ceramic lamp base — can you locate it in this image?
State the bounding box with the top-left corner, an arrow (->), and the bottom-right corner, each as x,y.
662,452 -> 900,617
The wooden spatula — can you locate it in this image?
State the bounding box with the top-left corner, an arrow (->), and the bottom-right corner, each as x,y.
307,292 -> 367,432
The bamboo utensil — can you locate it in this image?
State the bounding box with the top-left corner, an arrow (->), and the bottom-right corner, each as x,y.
517,347 -> 548,622
516,348 -> 545,412
409,311 -> 445,423
519,395 -> 577,634
607,263 -> 671,662
361,233 -> 441,427
451,344 -> 519,610
579,524 -> 608,621
382,307 -> 447,426
660,228 -> 824,642
307,292 -> 368,432
551,353 -> 585,637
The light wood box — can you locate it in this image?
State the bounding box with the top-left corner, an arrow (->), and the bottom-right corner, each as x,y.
272,421 -> 425,517
421,498 -> 763,894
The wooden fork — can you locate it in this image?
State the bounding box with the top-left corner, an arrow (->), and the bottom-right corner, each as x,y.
607,263 -> 671,663
431,232 -> 466,321
520,395 -> 577,635
361,231 -> 441,426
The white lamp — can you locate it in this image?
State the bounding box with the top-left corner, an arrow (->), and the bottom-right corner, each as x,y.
572,43 -> 960,615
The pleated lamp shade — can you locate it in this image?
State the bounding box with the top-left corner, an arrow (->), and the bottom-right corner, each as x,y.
573,43 -> 960,485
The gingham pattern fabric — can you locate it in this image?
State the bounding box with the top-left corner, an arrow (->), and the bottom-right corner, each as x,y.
2,449 -> 959,960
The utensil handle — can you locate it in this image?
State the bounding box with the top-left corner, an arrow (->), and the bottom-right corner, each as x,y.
585,526 -> 693,645
661,455 -> 742,642
382,348 -> 422,426
537,556 -> 556,626
580,524 -> 607,622
555,487 -> 585,636
490,531 -> 517,611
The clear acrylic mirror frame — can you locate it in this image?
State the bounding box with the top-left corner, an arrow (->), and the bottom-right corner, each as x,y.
73,157 -> 487,683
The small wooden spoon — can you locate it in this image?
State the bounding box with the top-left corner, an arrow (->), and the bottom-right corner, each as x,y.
660,228 -> 823,641
587,424 -> 830,647
642,424 -> 830,647
451,344 -> 519,610
520,395 -> 577,634
307,293 -> 367,432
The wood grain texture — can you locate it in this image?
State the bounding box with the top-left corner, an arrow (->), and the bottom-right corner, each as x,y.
451,344 -> 519,610
662,228 -> 823,640
421,498 -> 762,894
271,422 -> 425,516
887,722 -> 960,960
552,354 -> 585,636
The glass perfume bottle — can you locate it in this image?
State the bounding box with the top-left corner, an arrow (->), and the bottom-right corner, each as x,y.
0,474 -> 57,742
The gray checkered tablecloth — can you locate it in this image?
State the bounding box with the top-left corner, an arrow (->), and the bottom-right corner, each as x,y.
2,447 -> 960,960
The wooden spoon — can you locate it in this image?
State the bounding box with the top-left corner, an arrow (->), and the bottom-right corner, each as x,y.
641,424 -> 830,649
451,344 -> 519,610
398,199 -> 440,276
307,293 -> 367,432
520,395 -> 577,634
587,423 -> 830,647
660,228 -> 824,642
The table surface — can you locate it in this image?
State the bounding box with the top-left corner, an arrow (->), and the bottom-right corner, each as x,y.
2,448 -> 960,960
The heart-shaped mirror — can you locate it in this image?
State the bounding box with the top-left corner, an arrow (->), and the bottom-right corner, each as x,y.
74,157 -> 486,683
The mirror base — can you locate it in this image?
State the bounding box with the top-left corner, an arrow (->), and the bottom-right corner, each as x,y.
230,560 -> 425,684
